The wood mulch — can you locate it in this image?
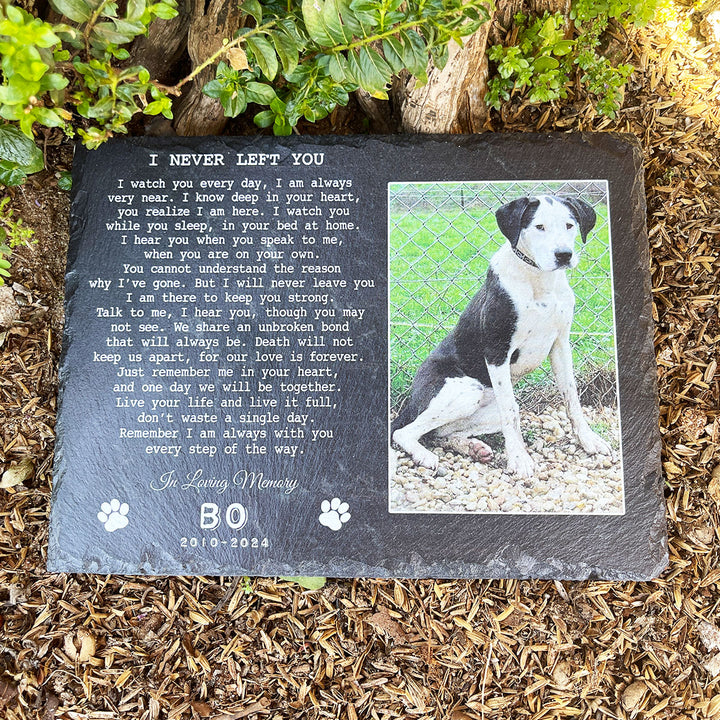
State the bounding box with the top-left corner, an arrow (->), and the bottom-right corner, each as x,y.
1,4 -> 720,719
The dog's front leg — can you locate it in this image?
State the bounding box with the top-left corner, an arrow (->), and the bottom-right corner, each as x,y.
549,336 -> 612,455
486,362 -> 535,477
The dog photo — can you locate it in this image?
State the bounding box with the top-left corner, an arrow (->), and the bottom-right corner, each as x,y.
389,181 -> 624,515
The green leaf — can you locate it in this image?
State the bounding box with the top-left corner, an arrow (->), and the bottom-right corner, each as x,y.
273,115 -> 293,135
269,96 -> 286,114
399,29 -> 427,80
144,99 -> 167,115
284,63 -> 312,84
327,52 -> 349,82
247,35 -> 279,81
0,75 -> 41,105
241,0 -> 262,24
49,0 -> 92,23
245,81 -> 276,105
111,19 -> 147,37
202,79 -> 224,99
99,1 -> 120,19
280,576 -> 326,590
253,109 -> 274,128
552,40 -> 575,56
382,37 -> 405,74
16,59 -> 50,84
151,2 -> 177,19
539,15 -> 560,42
322,0 -> 352,44
270,29 -> 299,74
533,55 -> 559,72
0,162 -> 28,187
57,171 -> 72,190
91,22 -> 136,45
431,42 -> 449,72
335,0 -> 365,36
356,45 -> 391,98
215,60 -> 236,81
0,125 -> 43,173
275,16 -> 305,46
84,95 -> 115,119
127,0 -> 146,21
302,0 -> 333,46
220,89 -> 247,117
33,107 -> 65,127
488,44 -> 505,62
3,5 -> 22,23
345,48 -> 362,86
38,72 -> 69,92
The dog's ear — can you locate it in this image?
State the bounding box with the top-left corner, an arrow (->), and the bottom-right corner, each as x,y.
560,197 -> 596,243
495,197 -> 539,247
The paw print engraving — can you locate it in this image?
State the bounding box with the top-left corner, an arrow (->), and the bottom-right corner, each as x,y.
319,498 -> 350,531
97,499 -> 129,532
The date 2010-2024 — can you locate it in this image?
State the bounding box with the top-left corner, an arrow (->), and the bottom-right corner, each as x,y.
180,536 -> 270,549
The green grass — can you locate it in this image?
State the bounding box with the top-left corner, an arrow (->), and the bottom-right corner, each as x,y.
389,185 -> 616,407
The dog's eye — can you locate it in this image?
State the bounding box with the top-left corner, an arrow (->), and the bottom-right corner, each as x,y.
566,222 -> 574,230
535,224 -> 545,231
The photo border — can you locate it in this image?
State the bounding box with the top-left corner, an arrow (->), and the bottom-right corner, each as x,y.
387,178 -> 626,516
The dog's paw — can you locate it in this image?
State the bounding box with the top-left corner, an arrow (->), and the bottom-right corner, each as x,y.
414,448 -> 440,471
440,435 -> 494,464
468,439 -> 494,463
506,450 -> 535,478
97,499 -> 129,532
319,498 -> 350,531
579,430 -> 612,456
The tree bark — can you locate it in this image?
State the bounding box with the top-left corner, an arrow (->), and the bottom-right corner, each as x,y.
393,26 -> 493,134
172,0 -> 247,137
130,0 -> 193,85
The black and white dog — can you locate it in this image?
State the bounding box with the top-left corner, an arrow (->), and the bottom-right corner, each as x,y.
392,195 -> 612,478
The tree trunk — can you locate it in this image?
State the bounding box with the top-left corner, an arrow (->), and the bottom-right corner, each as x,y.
130,0 -> 193,84
392,27 -> 492,134
172,0 -> 247,136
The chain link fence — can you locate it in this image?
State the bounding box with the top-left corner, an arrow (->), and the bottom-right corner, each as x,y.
389,180 -> 618,412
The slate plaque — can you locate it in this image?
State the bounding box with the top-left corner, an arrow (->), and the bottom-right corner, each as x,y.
48,133 -> 667,579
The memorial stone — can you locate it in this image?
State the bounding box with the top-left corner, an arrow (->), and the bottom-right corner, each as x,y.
48,133 -> 667,579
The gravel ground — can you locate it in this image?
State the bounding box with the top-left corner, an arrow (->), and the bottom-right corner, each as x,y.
390,405 -> 623,514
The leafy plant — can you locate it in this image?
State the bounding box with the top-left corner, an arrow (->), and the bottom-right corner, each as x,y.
574,19 -> 633,119
50,0 -> 178,148
487,0 -> 658,118
201,0 -> 493,135
0,195 -> 34,285
0,4 -> 68,137
487,12 -> 574,109
0,0 -> 178,159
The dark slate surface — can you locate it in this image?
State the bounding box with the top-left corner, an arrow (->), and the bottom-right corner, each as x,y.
48,133 -> 667,579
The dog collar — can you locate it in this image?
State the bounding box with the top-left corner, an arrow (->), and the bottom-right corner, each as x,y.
512,246 -> 540,269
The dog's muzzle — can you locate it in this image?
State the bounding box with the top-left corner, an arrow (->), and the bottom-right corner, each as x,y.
554,250 -> 573,268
